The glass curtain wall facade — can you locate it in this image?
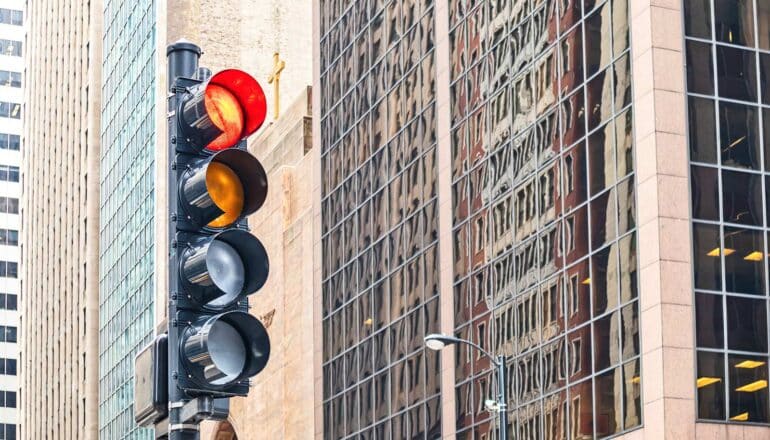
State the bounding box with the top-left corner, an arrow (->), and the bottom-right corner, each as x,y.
319,0 -> 441,438
98,0 -> 156,437
449,0 -> 639,438
685,0 -> 770,425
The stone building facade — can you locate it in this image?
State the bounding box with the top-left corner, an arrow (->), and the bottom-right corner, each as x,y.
21,0 -> 102,438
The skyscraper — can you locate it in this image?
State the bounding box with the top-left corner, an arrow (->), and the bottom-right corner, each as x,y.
0,1 -> 22,438
315,0 -> 770,438
21,0 -> 102,438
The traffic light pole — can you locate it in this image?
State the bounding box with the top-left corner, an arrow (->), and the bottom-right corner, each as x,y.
167,40 -> 203,440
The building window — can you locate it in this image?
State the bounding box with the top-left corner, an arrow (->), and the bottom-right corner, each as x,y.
0,358 -> 17,375
0,294 -> 17,310
0,423 -> 16,439
686,0 -> 770,425
0,101 -> 20,119
0,262 -> 17,279
0,166 -> 19,183
0,134 -> 20,151
0,229 -> 18,246
0,71 -> 20,88
0,40 -> 21,57
0,391 -> 16,408
0,197 -> 19,214
0,327 -> 16,343
0,8 -> 22,25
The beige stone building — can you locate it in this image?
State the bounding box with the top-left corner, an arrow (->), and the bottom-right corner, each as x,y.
20,0 -> 102,438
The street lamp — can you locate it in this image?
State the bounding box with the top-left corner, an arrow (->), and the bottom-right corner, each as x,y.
424,333 -> 508,440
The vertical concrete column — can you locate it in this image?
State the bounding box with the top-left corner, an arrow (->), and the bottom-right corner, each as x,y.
630,0 -> 695,437
433,1 -> 457,438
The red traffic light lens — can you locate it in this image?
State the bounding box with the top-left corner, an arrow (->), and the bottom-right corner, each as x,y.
205,69 -> 267,151
204,84 -> 245,151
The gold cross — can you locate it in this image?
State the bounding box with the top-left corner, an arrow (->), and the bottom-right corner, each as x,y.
267,52 -> 285,120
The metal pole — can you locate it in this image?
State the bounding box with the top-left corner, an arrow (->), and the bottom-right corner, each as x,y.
166,40 -> 202,440
497,355 -> 508,440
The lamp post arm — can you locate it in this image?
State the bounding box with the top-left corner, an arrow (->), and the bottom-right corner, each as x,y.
442,336 -> 501,367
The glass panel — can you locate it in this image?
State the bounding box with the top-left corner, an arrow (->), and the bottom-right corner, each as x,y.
692,223 -> 723,291
728,354 -> 769,423
620,302 -> 639,360
719,101 -> 760,170
684,0 -> 712,38
592,244 -> 619,317
690,165 -> 720,221
721,169 -> 763,226
726,295 -> 768,352
594,366 -> 622,438
622,359 -> 642,430
697,351 -> 726,420
688,97 -> 717,164
695,292 -> 725,349
588,121 -> 616,196
714,0 -> 755,47
584,3 -> 612,78
593,311 -> 620,372
569,380 -> 594,439
686,40 -> 714,95
716,45 -> 757,102
723,226 -> 766,295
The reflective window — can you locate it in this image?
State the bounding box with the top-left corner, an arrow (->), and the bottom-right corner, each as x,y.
686,2 -> 770,424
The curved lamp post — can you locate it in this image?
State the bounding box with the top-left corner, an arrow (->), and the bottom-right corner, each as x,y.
424,333 -> 508,440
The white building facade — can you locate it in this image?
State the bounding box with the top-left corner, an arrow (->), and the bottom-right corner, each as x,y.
0,1 -> 22,438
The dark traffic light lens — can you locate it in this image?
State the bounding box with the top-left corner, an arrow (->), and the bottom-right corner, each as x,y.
206,320 -> 247,385
206,240 -> 245,307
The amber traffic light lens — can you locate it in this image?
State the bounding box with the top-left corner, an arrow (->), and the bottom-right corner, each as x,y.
205,84 -> 245,151
206,162 -> 245,227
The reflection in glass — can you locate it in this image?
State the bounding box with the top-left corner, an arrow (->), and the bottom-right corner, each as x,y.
623,360 -> 641,430
697,351 -> 726,420
570,380 -> 594,439
719,102 -> 760,170
728,354 -> 769,423
590,188 -> 618,250
690,165 -> 719,221
686,40 -> 714,95
593,311 -> 620,373
594,367 -> 622,437
688,97 -> 717,164
588,122 -> 616,196
692,223 -> 723,291
684,0 -> 712,38
723,227 -> 766,295
714,0 -> 755,47
716,45 -> 757,102
584,3 -> 612,77
722,170 -> 763,226
726,295 -> 768,352
695,292 -> 725,349
592,245 -> 619,317
620,302 -> 639,361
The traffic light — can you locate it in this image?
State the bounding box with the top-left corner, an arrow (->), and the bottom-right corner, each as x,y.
161,41 -> 271,437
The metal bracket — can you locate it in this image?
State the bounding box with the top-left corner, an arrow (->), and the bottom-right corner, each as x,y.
179,396 -> 230,424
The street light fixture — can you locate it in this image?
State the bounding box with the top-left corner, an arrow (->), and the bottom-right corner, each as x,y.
424,333 -> 508,440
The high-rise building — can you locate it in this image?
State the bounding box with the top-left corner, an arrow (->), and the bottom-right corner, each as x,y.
314,0 -> 770,438
0,1 -> 22,438
21,0 -> 102,438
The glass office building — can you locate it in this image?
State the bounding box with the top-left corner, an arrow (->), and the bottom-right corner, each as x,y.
319,0 -> 442,438
98,0 -> 156,437
685,0 -> 770,425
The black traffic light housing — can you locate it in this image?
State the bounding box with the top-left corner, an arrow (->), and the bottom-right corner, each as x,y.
158,40 -> 272,438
